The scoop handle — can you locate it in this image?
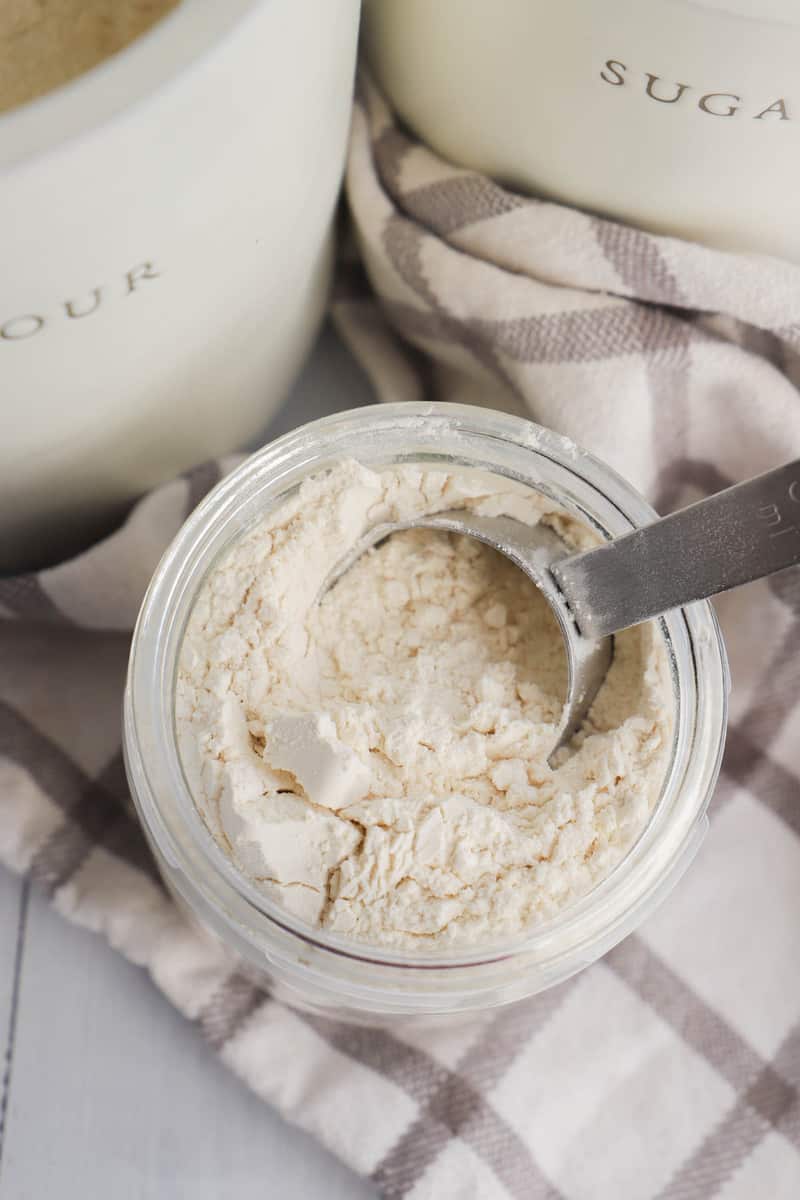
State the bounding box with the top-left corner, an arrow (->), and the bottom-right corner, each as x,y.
552,460 -> 800,639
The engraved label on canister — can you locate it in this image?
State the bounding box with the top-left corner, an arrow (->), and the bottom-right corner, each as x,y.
2,261 -> 162,343
600,59 -> 791,123
644,74 -> 689,104
126,261 -> 160,293
754,99 -> 789,121
699,93 -> 740,117
65,288 -> 103,319
600,59 -> 627,86
1,315 -> 44,340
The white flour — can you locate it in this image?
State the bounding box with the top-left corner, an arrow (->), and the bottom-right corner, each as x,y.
176,461 -> 673,950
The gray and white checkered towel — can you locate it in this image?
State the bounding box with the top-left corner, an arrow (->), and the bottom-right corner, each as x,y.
2,70 -> 800,1199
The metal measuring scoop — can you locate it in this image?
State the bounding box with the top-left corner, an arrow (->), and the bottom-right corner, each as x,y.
330,460 -> 800,761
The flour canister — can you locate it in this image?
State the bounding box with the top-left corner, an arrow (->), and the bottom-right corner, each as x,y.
0,0 -> 360,571
364,0 -> 800,260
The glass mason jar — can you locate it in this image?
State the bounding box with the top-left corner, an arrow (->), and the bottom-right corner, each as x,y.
124,403 -> 729,1023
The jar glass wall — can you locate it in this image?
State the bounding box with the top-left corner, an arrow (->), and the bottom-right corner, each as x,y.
124,404 -> 728,1022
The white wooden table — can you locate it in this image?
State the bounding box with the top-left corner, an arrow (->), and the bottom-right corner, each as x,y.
0,326 -> 378,1200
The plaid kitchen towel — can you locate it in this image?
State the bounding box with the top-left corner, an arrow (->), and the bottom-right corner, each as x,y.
3,69 -> 800,1199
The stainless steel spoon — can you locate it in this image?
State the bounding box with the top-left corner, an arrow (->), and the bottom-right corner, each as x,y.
330,460 -> 800,760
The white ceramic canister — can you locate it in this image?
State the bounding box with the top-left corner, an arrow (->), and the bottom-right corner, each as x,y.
1,0 -> 360,571
364,0 -> 800,260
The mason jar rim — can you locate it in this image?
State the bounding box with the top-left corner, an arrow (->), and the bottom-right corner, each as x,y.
124,402 -> 729,1008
